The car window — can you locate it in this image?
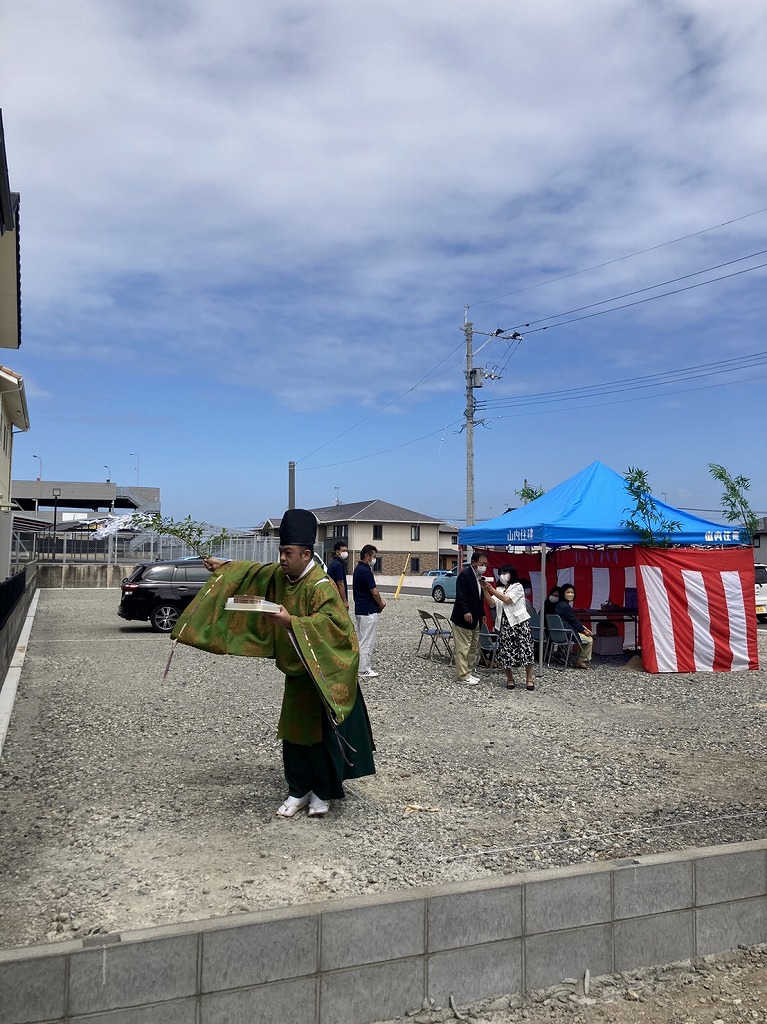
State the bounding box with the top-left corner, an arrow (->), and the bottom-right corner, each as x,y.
181,567 -> 212,583
143,565 -> 175,581
755,566 -> 767,585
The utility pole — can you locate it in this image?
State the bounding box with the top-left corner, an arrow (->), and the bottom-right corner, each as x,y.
462,307 -> 523,528
288,461 -> 296,509
463,310 -> 478,526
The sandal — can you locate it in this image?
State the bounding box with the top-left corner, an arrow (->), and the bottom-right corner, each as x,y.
506,681 -> 516,690
276,793 -> 311,818
526,683 -> 535,691
307,793 -> 330,817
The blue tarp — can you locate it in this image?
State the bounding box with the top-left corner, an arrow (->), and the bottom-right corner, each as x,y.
459,461 -> 745,548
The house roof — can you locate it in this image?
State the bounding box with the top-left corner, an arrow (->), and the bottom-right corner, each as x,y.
310,499 -> 443,524
0,364 -> 28,429
0,110 -> 21,350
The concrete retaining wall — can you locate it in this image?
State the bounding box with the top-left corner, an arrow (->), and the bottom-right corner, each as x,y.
1,838 -> 765,1024
35,564 -> 129,590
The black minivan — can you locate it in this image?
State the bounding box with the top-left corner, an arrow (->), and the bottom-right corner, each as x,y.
118,558 -> 211,632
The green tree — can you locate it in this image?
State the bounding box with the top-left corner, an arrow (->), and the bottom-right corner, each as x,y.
708,463 -> 758,542
515,481 -> 545,504
133,512 -> 230,558
621,467 -> 682,547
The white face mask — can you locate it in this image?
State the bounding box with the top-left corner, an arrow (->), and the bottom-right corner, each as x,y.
499,573 -> 511,584
338,551 -> 348,561
475,564 -> 487,576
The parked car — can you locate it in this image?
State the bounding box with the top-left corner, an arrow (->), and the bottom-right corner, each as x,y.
423,569 -> 450,577
756,564 -> 767,623
118,558 -> 211,632
431,567 -> 459,602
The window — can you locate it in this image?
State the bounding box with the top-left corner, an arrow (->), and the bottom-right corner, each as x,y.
183,566 -> 212,583
332,524 -> 348,538
410,525 -> 420,541
373,524 -> 383,540
410,557 -> 420,573
451,534 -> 458,545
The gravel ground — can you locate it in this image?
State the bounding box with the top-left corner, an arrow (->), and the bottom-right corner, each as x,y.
1,587 -> 766,1021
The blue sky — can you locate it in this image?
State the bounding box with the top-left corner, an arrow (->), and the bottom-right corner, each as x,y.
2,1 -> 766,529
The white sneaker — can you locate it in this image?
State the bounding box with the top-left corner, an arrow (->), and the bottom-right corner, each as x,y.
359,669 -> 379,678
458,675 -> 480,686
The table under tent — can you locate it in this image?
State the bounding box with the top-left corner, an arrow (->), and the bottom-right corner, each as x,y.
459,461 -> 758,674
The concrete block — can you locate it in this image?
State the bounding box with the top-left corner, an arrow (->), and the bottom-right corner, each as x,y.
525,924 -> 612,991
428,884 -> 522,951
202,915 -> 318,991
68,934 -> 198,1016
696,897 -> 767,956
695,849 -> 767,906
200,977 -> 316,1024
320,898 -> 425,971
0,954 -> 66,1024
428,939 -> 522,1006
614,911 -> 693,971
525,871 -> 611,934
614,860 -> 693,919
319,958 -> 424,1024
71,997 -> 196,1024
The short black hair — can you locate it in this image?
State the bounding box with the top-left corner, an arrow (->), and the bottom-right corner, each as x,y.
360,544 -> 378,559
332,540 -> 347,554
518,576 -> 531,589
470,550 -> 485,564
498,565 -> 518,583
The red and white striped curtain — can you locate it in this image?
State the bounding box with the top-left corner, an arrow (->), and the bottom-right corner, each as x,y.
635,547 -> 758,673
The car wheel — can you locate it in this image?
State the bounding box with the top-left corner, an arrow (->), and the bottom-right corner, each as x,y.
150,603 -> 181,632
432,586 -> 445,603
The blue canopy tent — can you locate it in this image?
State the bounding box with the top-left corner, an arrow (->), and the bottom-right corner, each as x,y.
459,461 -> 746,675
459,461 -> 744,548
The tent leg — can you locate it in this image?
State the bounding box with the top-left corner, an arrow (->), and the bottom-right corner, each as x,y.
537,543 -> 548,677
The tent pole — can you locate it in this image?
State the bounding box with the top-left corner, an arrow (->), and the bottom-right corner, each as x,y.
537,542 -> 547,677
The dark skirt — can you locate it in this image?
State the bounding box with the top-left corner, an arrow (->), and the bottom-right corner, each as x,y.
283,685 -> 376,800
497,616 -> 534,668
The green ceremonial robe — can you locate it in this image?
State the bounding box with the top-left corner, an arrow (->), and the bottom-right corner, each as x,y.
170,560 -> 375,789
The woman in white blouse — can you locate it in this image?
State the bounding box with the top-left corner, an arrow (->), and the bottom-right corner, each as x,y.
485,565 -> 536,691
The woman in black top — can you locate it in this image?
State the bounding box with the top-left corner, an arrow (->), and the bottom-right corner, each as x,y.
553,584 -> 593,669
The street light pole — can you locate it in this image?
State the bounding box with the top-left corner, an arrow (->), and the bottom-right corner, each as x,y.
104,465 -> 111,483
52,487 -> 61,562
33,454 -> 42,481
130,453 -> 139,486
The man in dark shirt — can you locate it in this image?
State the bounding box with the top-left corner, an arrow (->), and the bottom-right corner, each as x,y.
352,544 -> 386,679
450,550 -> 489,685
327,540 -> 349,609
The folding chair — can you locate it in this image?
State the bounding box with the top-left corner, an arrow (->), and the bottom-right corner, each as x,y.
432,611 -> 455,663
416,609 -> 442,659
529,612 -> 548,663
545,614 -> 584,669
477,621 -> 499,668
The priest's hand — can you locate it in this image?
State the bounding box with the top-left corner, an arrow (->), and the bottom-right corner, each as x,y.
203,556 -> 228,571
271,605 -> 291,629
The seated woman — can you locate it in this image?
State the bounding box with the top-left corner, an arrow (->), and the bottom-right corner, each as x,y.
553,584 -> 593,669
544,586 -> 560,620
484,565 -> 535,691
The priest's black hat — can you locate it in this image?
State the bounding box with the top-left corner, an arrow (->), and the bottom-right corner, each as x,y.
279,508 -> 317,548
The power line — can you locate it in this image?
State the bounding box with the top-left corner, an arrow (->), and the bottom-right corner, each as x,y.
468,205 -> 767,309
509,249 -> 767,331
477,351 -> 767,411
522,260 -> 767,335
296,340 -> 464,464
